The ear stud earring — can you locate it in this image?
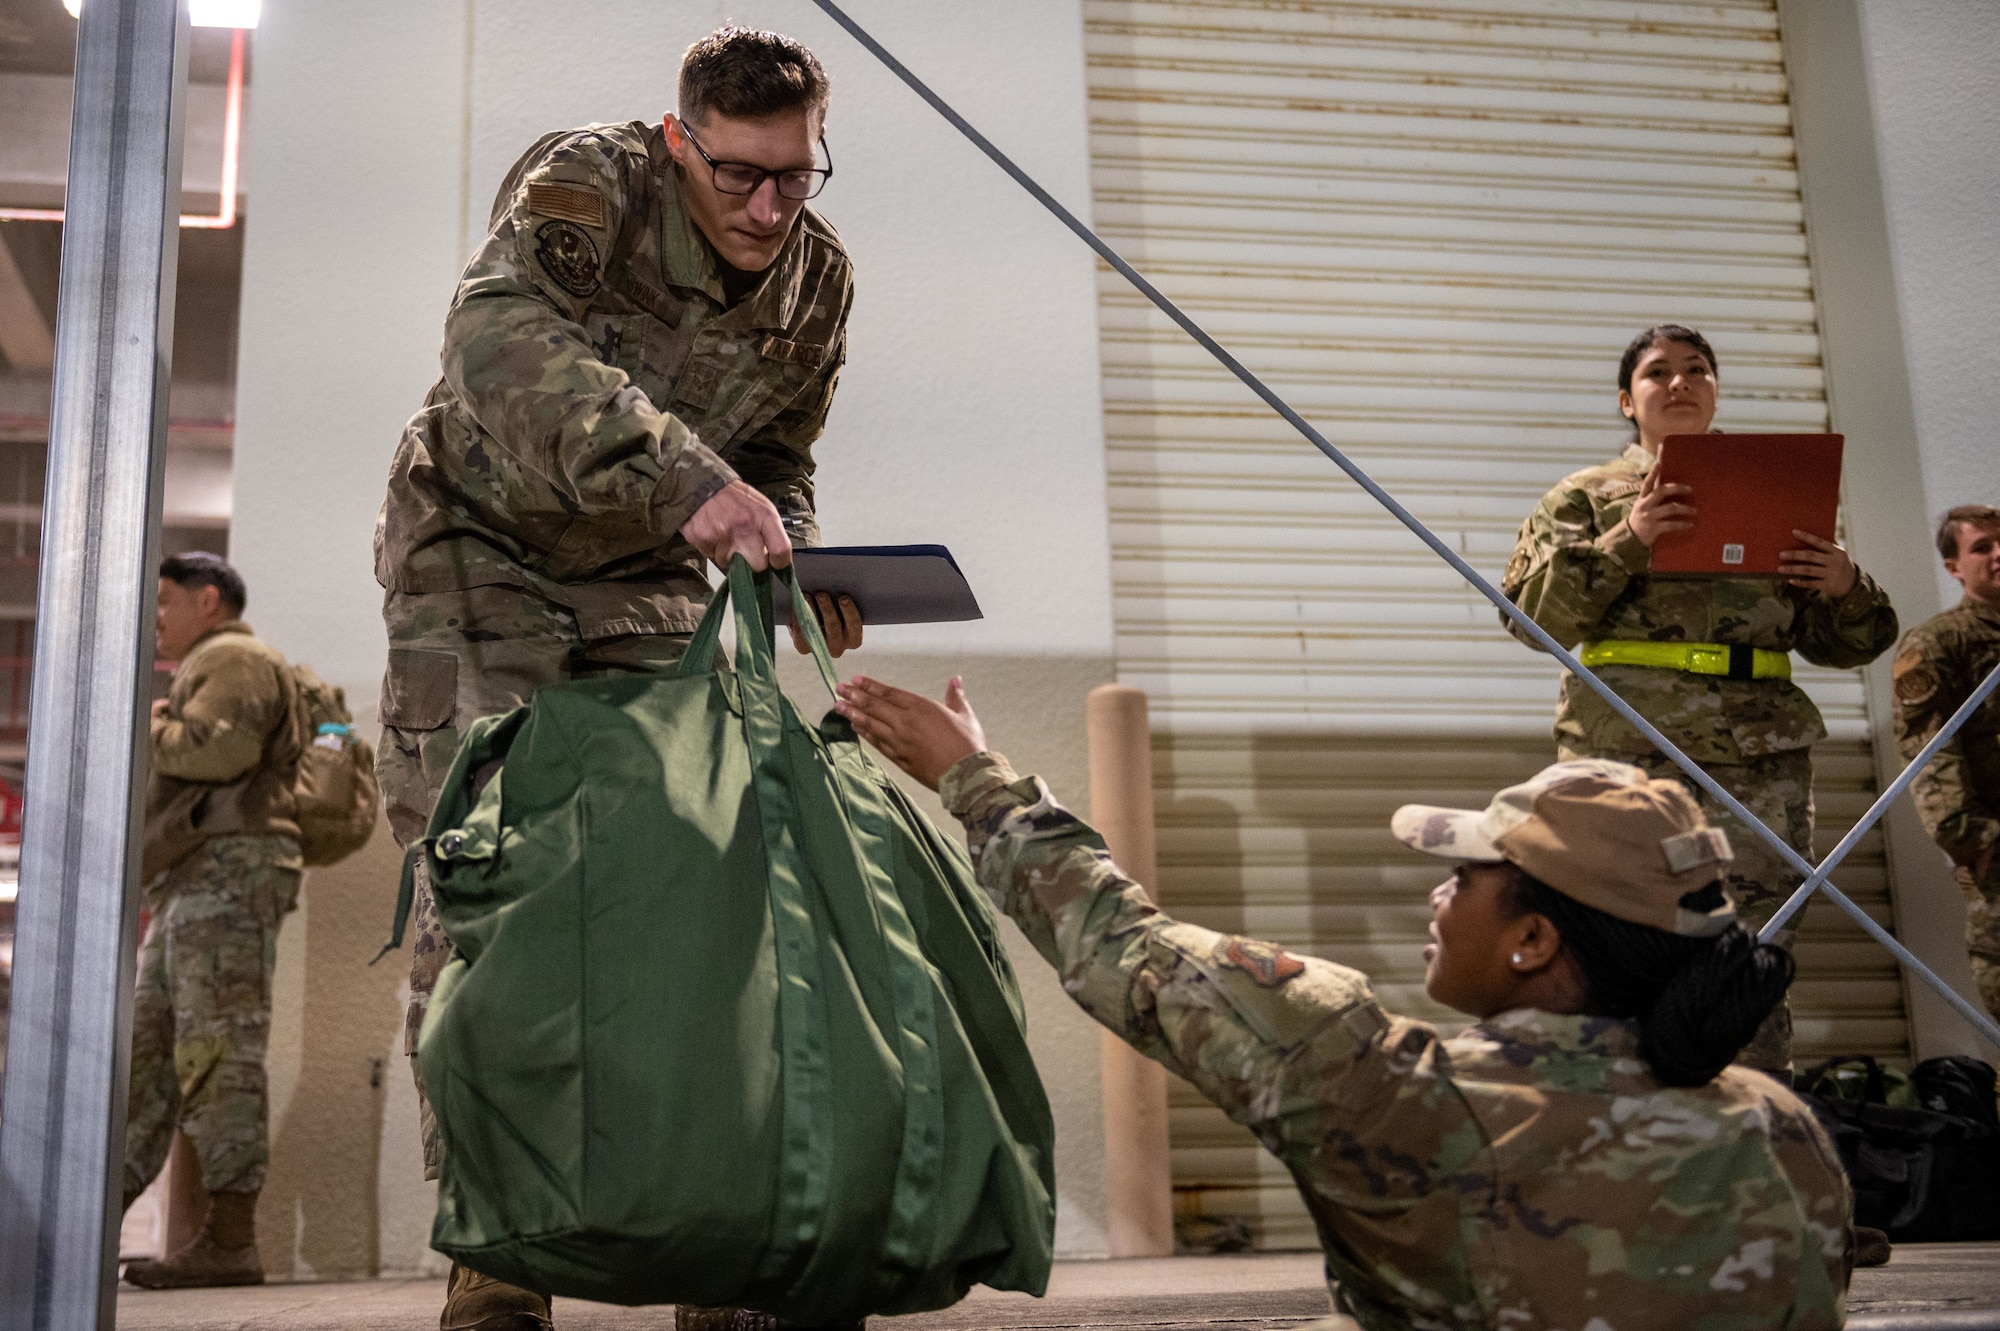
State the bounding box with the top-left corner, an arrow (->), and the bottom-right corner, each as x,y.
1511,952 -> 1524,966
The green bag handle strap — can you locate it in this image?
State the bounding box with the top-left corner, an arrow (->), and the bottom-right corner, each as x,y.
371,839 -> 427,965
717,555 -> 837,1276
676,557 -> 842,699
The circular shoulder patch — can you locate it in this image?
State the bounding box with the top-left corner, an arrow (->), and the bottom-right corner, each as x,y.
534,219 -> 601,299
1893,656 -> 1940,704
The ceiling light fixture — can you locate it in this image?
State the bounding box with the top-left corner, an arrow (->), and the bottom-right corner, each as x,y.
61,0 -> 261,28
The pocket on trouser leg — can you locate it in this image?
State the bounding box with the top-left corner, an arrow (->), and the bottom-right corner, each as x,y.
378,647 -> 462,846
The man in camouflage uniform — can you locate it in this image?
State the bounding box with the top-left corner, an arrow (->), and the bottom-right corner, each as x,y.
123,554 -> 307,1289
1501,440 -> 1898,1070
376,27 -> 859,1330
1892,505 -> 2000,1021
832,676 -> 1852,1330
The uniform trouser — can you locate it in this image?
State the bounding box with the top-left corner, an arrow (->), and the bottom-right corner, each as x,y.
1562,745 -> 1811,1075
1957,859 -> 2000,1023
376,585 -> 689,1178
124,833 -> 302,1199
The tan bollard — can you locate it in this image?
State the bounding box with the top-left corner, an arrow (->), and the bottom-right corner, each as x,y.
1086,684 -> 1176,1259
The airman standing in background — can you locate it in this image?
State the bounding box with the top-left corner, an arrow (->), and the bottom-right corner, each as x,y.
1500,324 -> 1899,1074
1892,505 -> 2000,1021
122,553 -> 307,1290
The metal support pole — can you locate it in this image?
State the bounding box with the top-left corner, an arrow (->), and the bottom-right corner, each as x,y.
0,0 -> 187,1324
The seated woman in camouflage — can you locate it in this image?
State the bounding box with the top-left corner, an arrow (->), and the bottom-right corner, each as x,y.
833,675 -> 1853,1331
1499,324 -> 1898,1074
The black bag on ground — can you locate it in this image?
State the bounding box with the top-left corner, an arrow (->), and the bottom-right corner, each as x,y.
1797,1054 -> 2000,1242
1911,1055 -> 2000,1128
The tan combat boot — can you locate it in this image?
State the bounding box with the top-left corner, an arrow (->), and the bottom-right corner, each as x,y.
441,1263 -> 554,1331
121,1189 -> 263,1288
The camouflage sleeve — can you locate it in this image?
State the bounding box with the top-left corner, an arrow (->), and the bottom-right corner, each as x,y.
732,320 -> 851,549
1790,570 -> 1899,669
1892,626 -> 1999,865
1499,482 -> 1650,651
444,131 -> 736,541
940,751 -> 1407,1160
151,647 -> 283,784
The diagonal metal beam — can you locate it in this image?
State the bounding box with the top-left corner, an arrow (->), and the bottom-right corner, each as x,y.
0,0 -> 187,1325
807,0 -> 2000,1051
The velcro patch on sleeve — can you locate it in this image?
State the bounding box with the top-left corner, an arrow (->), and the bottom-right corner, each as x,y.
760,336 -> 827,369
1222,937 -> 1306,987
1893,651 -> 1940,704
1662,826 -> 1732,873
526,181 -> 607,229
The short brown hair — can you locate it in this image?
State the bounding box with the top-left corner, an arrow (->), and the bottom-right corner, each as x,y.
1937,505 -> 2000,559
679,26 -> 829,127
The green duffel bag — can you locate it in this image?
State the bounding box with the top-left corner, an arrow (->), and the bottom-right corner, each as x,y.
388,558 -> 1055,1318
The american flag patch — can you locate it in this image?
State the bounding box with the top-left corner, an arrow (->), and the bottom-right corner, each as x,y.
526,182 -> 606,229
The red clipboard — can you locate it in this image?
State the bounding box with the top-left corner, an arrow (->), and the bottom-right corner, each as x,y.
1649,433 -> 1844,575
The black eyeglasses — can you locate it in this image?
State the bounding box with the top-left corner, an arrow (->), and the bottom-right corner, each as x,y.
681,124 -> 833,201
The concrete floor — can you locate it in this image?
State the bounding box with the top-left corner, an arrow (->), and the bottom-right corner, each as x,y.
112,1247 -> 2000,1331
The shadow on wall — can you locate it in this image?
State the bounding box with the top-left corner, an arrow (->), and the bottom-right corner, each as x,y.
259,811 -> 407,1279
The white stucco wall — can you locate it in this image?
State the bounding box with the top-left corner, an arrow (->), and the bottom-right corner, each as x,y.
1783,0 -> 2000,1058
231,0 -> 1114,1272
1856,0 -> 2000,599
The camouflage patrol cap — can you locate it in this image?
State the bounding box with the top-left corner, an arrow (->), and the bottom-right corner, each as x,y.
1390,758 -> 1737,937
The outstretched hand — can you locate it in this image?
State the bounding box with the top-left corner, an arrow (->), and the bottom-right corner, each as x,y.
833,675 -> 986,790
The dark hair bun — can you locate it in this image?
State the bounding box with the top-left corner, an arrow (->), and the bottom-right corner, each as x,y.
1640,925 -> 1794,1087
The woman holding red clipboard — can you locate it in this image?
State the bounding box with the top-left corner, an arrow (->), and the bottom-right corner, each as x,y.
1499,324 -> 1899,1078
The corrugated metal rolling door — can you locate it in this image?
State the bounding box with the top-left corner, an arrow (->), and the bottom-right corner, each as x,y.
1082,0 -> 1909,1249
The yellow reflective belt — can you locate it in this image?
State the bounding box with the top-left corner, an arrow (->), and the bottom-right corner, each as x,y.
1579,640 -> 1792,681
